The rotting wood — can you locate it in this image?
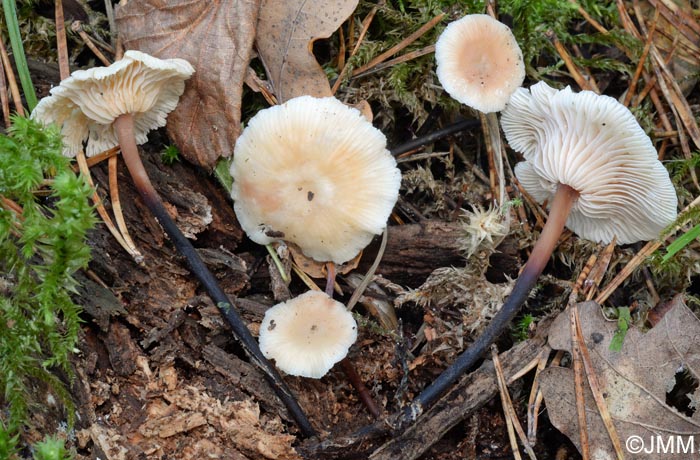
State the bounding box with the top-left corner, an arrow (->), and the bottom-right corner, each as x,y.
299,332 -> 549,459
358,220 -> 465,287
202,343 -> 292,423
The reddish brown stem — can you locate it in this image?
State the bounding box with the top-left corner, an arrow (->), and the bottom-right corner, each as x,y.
112,114 -> 316,437
340,358 -> 382,418
400,183 -> 579,426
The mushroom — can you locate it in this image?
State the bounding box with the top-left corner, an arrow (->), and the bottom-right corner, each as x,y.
259,290 -> 358,379
435,14 -> 525,114
435,13 -> 525,204
230,95 -> 401,265
404,81 -> 677,424
31,51 -> 315,437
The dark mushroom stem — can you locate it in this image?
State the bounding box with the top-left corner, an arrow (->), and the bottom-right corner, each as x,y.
113,113 -> 316,437
326,262 -> 382,418
399,183 -> 579,426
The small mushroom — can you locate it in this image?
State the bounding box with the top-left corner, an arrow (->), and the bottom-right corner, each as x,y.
405,81 -> 677,425
230,95 -> 401,265
259,290 -> 358,379
32,50 -> 194,157
31,51 -> 316,436
435,14 -> 525,113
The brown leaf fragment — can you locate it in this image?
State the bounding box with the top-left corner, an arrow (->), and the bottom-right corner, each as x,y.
256,0 -> 359,102
115,0 -> 260,169
541,300 -> 700,459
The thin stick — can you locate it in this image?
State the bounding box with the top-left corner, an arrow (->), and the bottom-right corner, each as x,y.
331,1 -> 383,94
351,13 -> 446,77
55,0 -> 71,79
351,44 -> 435,79
574,305 -> 625,459
339,359 -> 382,418
390,118 -> 480,156
0,36 -> 24,116
595,194 -> 700,304
75,151 -> 141,262
547,30 -> 600,93
0,44 -> 11,127
72,21 -> 112,66
569,301 -> 590,460
526,349 -> 550,443
492,345 -> 538,460
346,229 -> 388,312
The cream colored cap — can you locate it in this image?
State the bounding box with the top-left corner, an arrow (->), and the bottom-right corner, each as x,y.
435,14 -> 525,113
230,95 -> 401,264
258,291 -> 358,379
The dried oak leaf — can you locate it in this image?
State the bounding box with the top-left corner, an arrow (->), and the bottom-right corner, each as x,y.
256,0 -> 358,102
540,300 -> 700,459
115,0 -> 259,169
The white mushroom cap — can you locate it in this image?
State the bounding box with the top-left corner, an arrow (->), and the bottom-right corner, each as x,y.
501,81 -> 677,244
435,14 -> 525,113
230,95 -> 401,264
258,290 -> 358,379
31,50 -> 194,157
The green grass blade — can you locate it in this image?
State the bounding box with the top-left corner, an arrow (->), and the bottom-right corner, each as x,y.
2,0 -> 38,111
662,223 -> 700,263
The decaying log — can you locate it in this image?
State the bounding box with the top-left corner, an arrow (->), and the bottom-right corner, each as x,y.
359,220 -> 464,287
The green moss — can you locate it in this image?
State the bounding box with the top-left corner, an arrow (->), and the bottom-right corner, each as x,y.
0,116 -> 95,454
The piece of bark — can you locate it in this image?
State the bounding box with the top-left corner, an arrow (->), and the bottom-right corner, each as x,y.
202,343 -> 291,422
103,321 -> 142,376
359,220 -> 464,287
300,332 -> 549,459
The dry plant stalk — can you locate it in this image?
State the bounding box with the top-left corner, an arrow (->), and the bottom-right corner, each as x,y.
491,345 -> 538,460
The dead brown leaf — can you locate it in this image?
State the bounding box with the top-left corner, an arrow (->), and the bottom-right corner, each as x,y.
115,0 -> 260,169
540,300 -> 700,459
256,0 -> 359,102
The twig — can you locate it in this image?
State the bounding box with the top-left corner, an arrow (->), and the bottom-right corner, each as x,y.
0,36 -> 24,116
546,30 -> 600,92
351,44 -> 435,79
568,0 -> 609,35
72,21 -> 112,66
595,192 -> 700,305
346,229 -> 388,312
573,304 -> 625,459
569,301 -> 590,460
55,0 -> 71,79
526,349 -> 551,444
623,10 -> 657,108
351,13 -> 445,77
75,151 -> 144,263
492,345 -> 538,460
0,44 -> 11,127
339,359 -> 382,419
390,118 -> 480,156
331,0 -> 383,94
